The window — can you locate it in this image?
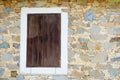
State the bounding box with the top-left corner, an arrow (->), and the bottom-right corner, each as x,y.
20,8 -> 68,74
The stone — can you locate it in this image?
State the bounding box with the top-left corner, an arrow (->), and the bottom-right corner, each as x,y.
108,68 -> 119,76
54,75 -> 68,80
99,16 -> 109,22
13,56 -> 20,61
79,43 -> 88,50
79,54 -> 91,62
108,27 -> 120,35
89,25 -> 101,34
0,68 -> 5,76
111,57 -> 120,62
115,18 -> 120,22
13,43 -> 20,49
9,27 -> 20,34
68,48 -> 74,60
7,64 -> 18,69
84,9 -> 96,21
3,8 -> 13,13
16,75 -> 24,80
110,37 -> 120,42
0,42 -> 9,48
102,42 -> 114,50
78,38 -> 89,43
2,53 -> 12,61
76,27 -> 85,34
73,71 -> 85,78
11,71 -> 18,77
0,27 -> 6,33
91,52 -> 108,63
0,36 -> 4,40
0,78 -> 8,80
68,28 -> 75,35
86,23 -> 90,27
107,12 -> 120,15
3,20 -> 11,26
89,70 -> 104,79
90,34 -> 107,41
12,35 -> 20,42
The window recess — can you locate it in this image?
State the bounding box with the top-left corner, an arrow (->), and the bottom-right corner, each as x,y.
20,8 -> 68,74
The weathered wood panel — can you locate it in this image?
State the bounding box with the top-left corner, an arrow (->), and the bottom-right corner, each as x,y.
27,14 -> 61,67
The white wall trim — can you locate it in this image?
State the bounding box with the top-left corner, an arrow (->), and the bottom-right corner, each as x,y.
20,8 -> 68,74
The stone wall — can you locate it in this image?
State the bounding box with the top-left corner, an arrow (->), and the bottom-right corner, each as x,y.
0,0 -> 120,80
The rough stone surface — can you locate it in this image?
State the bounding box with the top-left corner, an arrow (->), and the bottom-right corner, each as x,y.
110,37 -> 120,42
2,53 -> 12,61
90,34 -> 108,41
13,43 -> 20,49
0,27 -> 6,33
0,68 -> 5,76
16,75 -> 24,80
89,25 -> 101,34
53,76 -> 68,80
0,78 -> 8,80
89,70 -> 104,79
111,57 -> 120,62
108,68 -> 119,76
0,42 -> 9,48
84,9 -> 96,21
3,8 -> 13,13
108,28 -> 120,35
0,1 -> 120,80
91,52 -> 108,63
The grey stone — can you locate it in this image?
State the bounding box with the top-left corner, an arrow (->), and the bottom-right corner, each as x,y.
13,43 -> 20,49
90,34 -> 107,41
0,68 -> 5,76
111,57 -> 120,62
115,18 -> 120,22
89,70 -> 104,79
68,48 -> 74,60
89,25 -> 101,34
0,27 -> 6,33
68,28 -> 75,35
76,27 -> 85,34
84,9 -> 96,21
91,52 -> 108,63
14,56 -> 20,61
99,16 -> 109,22
78,38 -> 89,43
0,36 -> 4,40
0,42 -> 9,48
3,8 -> 13,13
16,75 -> 24,80
108,27 -> 120,35
9,27 -> 20,34
102,42 -> 114,50
54,75 -> 68,80
0,78 -> 8,80
108,68 -> 119,76
7,64 -> 18,69
2,53 -> 12,61
110,37 -> 120,42
107,12 -> 120,15
4,20 -> 11,26
86,23 -> 90,27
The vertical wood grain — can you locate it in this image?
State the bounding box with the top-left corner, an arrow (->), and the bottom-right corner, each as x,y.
27,14 -> 61,67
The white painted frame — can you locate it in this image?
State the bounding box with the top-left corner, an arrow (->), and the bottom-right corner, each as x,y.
20,8 -> 68,74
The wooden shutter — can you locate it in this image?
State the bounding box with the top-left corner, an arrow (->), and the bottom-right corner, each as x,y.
26,14 -> 61,67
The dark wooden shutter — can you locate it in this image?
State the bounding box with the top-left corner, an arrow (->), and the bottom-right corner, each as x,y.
26,14 -> 61,67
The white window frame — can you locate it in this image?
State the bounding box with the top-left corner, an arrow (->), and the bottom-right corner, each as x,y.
20,8 -> 68,74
